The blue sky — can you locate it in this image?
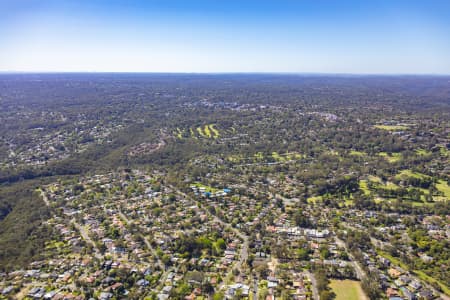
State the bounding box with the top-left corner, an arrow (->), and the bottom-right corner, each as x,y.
1,0 -> 450,73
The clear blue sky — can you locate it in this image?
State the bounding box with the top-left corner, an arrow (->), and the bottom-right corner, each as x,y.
1,0 -> 450,74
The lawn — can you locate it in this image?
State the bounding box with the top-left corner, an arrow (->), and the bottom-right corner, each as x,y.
272,151 -> 285,162
395,169 -> 430,180
175,128 -> 184,139
350,150 -> 366,156
328,149 -> 340,156
440,146 -> 449,157
384,181 -> 400,190
173,126 -> 221,140
227,155 -> 242,163
330,280 -> 368,300
368,175 -> 382,183
374,197 -> 385,204
191,182 -> 219,193
254,152 -> 264,161
283,152 -> 303,160
228,151 -> 303,164
190,128 -> 198,139
196,126 -> 205,137
359,180 -> 370,196
195,124 -> 219,139
307,195 -> 323,204
415,149 -> 432,156
45,240 -> 67,250
378,152 -> 402,163
374,124 -> 408,131
204,125 -> 212,138
436,180 -> 450,199
209,124 -> 220,138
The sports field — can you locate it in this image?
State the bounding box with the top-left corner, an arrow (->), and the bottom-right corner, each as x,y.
329,280 -> 368,300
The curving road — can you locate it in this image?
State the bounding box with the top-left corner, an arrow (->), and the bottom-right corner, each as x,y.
335,236 -> 365,280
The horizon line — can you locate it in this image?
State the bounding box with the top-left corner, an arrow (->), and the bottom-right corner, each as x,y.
1,71 -> 450,77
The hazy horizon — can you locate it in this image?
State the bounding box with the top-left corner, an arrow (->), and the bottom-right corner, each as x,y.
1,71 -> 450,77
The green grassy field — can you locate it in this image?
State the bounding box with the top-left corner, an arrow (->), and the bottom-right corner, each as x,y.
415,149 -> 432,156
374,197 -> 384,204
378,152 -> 402,163
227,154 -> 242,162
350,150 -> 366,156
254,152 -> 264,161
227,151 -> 303,164
191,182 -> 219,193
436,180 -> 450,199
204,125 -> 212,138
209,124 -> 220,138
330,280 -> 368,300
175,124 -> 220,139
374,124 -> 408,131
359,180 -> 370,195
328,149 -> 340,156
197,124 -> 219,138
307,195 -> 323,204
189,128 -> 197,139
368,175 -> 382,183
440,146 -> 449,157
175,127 -> 184,139
273,151 -> 303,161
395,169 -> 430,180
196,126 -> 205,137
384,181 -> 400,190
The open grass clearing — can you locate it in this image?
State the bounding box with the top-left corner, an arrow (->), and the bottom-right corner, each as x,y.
227,151 -> 303,164
368,175 -> 382,183
436,180 -> 450,199
415,149 -> 432,156
227,155 -> 242,163
328,149 -> 340,156
374,125 -> 408,131
330,280 -> 368,300
189,128 -> 197,139
254,152 -> 264,161
175,128 -> 184,139
359,180 -> 370,196
196,126 -> 205,137
209,124 -> 220,138
174,124 -> 221,139
378,152 -> 402,163
411,201 -> 430,207
272,151 -> 285,162
204,125 -> 212,138
395,169 -> 431,180
350,150 -> 366,156
272,151 -> 303,162
440,146 -> 449,157
374,197 -> 385,204
307,196 -> 322,204
384,181 -> 400,190
191,182 -> 219,193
